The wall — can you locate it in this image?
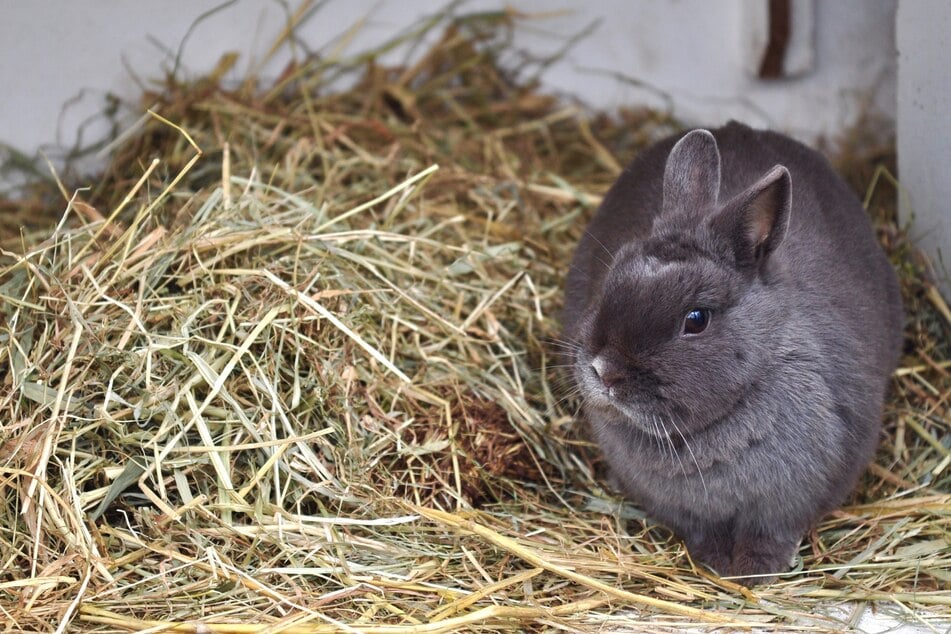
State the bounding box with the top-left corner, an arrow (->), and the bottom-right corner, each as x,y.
1,0 -> 897,189
12,0 -> 946,286
897,0 -> 951,294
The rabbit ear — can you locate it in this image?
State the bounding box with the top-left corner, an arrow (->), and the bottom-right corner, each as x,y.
711,165 -> 791,267
662,130 -> 721,215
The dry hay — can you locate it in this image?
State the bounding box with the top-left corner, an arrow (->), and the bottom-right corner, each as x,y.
0,7 -> 948,633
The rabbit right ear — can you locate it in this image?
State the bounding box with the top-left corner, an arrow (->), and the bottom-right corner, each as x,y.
663,130 -> 721,215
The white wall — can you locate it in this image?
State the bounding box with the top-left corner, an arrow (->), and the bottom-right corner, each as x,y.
19,0 -> 946,278
897,0 -> 951,294
1,0 -> 898,189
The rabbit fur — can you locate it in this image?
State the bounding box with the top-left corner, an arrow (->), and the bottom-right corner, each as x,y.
562,121 -> 903,584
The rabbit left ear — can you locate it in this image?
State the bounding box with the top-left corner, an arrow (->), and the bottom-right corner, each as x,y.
662,130 -> 721,215
711,165 -> 792,267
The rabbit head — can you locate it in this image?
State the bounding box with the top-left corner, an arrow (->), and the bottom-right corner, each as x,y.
573,130 -> 793,438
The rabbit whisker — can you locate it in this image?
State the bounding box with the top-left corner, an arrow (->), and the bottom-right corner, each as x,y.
667,414 -> 708,498
584,229 -> 616,264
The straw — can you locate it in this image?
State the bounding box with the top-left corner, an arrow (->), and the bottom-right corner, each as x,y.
0,5 -> 947,632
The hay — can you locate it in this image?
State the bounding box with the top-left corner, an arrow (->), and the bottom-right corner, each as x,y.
1,6 -> 948,632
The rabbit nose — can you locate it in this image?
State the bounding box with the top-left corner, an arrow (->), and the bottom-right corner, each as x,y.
591,357 -> 624,388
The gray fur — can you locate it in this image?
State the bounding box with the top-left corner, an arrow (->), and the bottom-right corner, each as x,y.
562,122 -> 903,585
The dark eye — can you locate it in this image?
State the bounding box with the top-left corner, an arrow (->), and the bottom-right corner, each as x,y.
683,308 -> 710,336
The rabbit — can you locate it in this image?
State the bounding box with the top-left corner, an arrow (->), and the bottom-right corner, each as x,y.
561,121 -> 903,585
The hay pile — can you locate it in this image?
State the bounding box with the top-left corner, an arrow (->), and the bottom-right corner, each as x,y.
1,8 -> 948,633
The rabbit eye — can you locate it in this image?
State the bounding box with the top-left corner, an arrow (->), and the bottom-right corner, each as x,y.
683,308 -> 710,335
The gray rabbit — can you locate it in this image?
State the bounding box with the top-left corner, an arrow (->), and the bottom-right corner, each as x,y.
562,121 -> 903,584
